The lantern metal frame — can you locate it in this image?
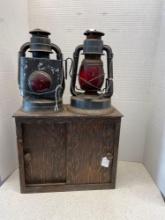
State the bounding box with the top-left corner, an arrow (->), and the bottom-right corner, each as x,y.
18,29 -> 65,112
69,30 -> 114,113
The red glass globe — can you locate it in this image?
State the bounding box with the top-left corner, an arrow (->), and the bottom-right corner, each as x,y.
79,61 -> 104,93
28,71 -> 52,93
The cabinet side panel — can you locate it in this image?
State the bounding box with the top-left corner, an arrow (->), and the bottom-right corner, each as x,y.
111,119 -> 121,187
15,120 -> 26,192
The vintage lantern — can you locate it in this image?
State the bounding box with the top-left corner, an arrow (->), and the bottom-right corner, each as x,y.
18,29 -> 65,111
69,29 -> 113,115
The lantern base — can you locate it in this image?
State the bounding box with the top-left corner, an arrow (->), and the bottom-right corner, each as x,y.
69,95 -> 112,115
22,98 -> 63,112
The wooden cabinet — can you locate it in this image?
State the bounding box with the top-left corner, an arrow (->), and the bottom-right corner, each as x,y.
14,105 -> 122,193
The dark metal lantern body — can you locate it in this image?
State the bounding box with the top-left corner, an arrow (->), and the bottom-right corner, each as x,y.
18,29 -> 64,111
70,30 -> 113,114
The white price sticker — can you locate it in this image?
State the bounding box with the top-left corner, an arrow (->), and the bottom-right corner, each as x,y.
101,156 -> 110,168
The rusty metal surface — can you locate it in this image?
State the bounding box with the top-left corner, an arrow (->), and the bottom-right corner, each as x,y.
18,29 -> 65,111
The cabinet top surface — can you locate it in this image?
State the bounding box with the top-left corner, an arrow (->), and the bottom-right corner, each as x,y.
13,105 -> 123,118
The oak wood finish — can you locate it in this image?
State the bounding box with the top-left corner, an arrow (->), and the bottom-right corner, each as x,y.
14,105 -> 122,193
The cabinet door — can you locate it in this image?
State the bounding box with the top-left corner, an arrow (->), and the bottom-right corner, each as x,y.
67,119 -> 115,184
22,121 -> 66,185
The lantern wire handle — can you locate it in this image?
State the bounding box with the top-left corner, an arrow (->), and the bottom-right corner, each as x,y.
64,57 -> 73,78
54,57 -> 73,111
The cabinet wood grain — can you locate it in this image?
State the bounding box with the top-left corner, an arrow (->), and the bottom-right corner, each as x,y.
14,105 -> 122,193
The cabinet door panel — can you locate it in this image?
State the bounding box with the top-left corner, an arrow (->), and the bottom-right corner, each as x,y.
22,122 -> 66,184
67,119 -> 115,184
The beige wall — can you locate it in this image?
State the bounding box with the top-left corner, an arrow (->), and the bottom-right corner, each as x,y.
144,1 -> 165,196
0,0 -> 29,182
